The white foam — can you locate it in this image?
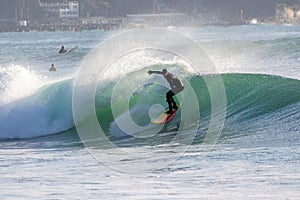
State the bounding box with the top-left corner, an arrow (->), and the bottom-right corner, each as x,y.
0,98 -> 74,139
0,68 -> 74,139
0,64 -> 47,104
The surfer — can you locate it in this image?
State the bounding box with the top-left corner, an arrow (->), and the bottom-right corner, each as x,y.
148,69 -> 184,114
59,46 -> 67,53
49,63 -> 56,72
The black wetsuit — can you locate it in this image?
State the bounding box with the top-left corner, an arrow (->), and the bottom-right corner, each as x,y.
163,72 -> 184,111
59,47 -> 67,53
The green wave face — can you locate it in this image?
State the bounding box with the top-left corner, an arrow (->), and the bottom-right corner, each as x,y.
94,70 -> 300,139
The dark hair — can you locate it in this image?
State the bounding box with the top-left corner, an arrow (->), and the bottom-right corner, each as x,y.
162,69 -> 167,74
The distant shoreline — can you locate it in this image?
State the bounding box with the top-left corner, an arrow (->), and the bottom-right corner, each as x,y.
0,18 -> 298,33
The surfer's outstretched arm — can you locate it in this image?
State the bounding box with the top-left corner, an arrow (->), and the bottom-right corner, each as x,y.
148,70 -> 163,75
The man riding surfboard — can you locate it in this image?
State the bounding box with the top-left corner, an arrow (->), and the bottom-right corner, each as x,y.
148,69 -> 184,114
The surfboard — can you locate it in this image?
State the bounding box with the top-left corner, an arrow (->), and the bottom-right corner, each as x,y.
152,108 -> 179,124
67,46 -> 78,53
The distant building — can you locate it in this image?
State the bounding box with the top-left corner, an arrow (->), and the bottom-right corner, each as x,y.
41,1 -> 79,19
275,3 -> 300,23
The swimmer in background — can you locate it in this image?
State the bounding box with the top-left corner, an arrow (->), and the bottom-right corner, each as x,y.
49,63 -> 56,72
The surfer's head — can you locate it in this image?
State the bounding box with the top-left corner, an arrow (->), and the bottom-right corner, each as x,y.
162,69 -> 167,75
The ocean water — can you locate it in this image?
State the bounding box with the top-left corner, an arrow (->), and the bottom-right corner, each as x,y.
0,25 -> 300,199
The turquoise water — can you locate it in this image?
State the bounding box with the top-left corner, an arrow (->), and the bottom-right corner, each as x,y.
0,25 -> 300,199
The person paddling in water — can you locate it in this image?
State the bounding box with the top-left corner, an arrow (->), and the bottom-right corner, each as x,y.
49,63 -> 57,72
148,69 -> 184,114
59,46 -> 67,53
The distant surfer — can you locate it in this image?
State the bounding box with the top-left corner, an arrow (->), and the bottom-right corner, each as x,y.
148,69 -> 184,114
49,63 -> 56,72
59,46 -> 67,53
